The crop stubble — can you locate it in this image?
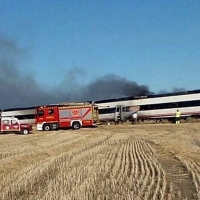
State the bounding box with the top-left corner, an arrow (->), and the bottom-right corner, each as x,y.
0,123 -> 200,200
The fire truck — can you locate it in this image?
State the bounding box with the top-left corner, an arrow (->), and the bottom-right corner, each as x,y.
36,102 -> 99,131
0,116 -> 33,134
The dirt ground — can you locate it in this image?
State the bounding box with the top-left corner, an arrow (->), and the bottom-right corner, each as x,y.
0,122 -> 200,200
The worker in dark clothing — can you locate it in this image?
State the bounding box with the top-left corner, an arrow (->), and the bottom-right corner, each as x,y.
175,109 -> 181,124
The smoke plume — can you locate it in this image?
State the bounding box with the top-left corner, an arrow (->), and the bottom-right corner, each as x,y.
40,74 -> 153,105
1,35 -> 185,109
81,75 -> 153,101
0,35 -> 57,109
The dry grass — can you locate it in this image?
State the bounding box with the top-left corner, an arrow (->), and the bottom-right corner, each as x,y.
0,122 -> 200,200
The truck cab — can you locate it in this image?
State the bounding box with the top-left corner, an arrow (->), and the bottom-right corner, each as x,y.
0,117 -> 33,135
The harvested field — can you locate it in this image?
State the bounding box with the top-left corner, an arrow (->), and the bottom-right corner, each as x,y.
0,122 -> 200,200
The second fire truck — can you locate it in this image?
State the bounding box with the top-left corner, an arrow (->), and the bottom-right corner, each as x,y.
36,102 -> 99,131
0,116 -> 33,135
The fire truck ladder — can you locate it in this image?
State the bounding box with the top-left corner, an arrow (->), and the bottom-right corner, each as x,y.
59,102 -> 90,106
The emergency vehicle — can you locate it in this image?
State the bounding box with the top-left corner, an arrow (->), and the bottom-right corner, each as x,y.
0,116 -> 33,134
36,102 -> 99,131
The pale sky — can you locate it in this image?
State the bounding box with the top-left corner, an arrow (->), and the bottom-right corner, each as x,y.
0,0 -> 200,108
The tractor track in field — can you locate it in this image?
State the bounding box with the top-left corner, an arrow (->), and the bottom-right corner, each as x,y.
149,141 -> 198,199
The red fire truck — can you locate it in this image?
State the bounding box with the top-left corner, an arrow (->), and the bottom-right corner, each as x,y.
0,116 -> 33,134
36,102 -> 99,131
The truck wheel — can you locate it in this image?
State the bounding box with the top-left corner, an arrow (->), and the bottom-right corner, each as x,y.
22,129 -> 29,135
43,124 -> 51,131
72,121 -> 81,130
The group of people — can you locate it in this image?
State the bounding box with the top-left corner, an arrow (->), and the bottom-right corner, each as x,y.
131,109 -> 181,124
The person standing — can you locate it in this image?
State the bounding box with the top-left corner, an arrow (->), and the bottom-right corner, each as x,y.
132,112 -> 138,124
175,109 -> 181,124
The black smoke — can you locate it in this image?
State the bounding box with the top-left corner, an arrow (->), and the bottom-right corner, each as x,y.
158,87 -> 186,94
0,35 -> 185,109
40,74 -> 154,105
81,74 -> 153,101
0,35 -> 57,109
